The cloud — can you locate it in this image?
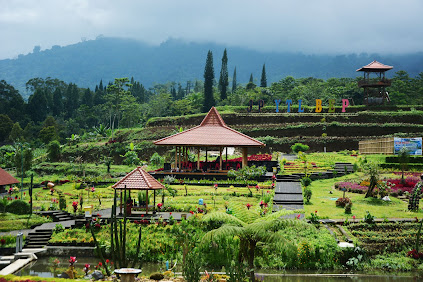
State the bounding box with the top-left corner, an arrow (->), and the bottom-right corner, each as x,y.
0,0 -> 422,60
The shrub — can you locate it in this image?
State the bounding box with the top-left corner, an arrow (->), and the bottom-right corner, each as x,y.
5,200 -> 30,215
150,272 -> 165,281
304,187 -> 312,204
150,152 -> 164,167
291,143 -> 310,154
345,202 -> 352,214
335,197 -> 352,208
47,140 -> 61,162
301,177 -> 312,187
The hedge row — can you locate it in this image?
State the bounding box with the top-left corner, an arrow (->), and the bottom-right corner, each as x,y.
146,111 -> 423,127
380,163 -> 423,169
385,156 -> 423,163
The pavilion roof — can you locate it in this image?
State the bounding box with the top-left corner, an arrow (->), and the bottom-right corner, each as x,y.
356,60 -> 393,72
153,107 -> 265,147
112,167 -> 165,190
0,168 -> 19,186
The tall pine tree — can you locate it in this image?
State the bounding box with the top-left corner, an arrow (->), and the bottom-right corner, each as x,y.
203,50 -> 215,112
232,67 -> 237,93
260,64 -> 267,87
218,49 -> 229,100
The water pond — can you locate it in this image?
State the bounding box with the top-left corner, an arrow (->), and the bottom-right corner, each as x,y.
14,257 -> 418,281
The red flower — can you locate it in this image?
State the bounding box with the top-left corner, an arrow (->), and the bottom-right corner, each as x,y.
169,212 -> 172,215
141,214 -> 144,217
106,259 -> 110,264
296,214 -> 301,219
98,262 -> 102,266
246,203 -> 252,210
0,239 -> 6,245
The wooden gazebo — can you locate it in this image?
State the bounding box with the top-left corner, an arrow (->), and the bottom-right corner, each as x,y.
357,60 -> 393,104
154,107 -> 265,172
112,166 -> 165,214
0,167 -> 19,193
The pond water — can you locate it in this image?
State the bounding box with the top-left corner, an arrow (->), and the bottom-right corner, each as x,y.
14,257 -> 419,281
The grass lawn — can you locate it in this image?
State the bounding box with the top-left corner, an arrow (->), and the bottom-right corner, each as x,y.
0,213 -> 52,232
304,172 -> 422,220
14,181 -> 272,215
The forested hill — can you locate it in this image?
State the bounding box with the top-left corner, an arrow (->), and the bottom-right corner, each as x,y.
1,36 -> 423,98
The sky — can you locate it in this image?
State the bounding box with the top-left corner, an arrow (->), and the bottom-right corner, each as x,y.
1,0 -> 423,60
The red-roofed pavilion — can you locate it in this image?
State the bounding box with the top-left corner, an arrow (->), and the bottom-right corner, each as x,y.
112,166 -> 164,214
357,60 -> 393,104
154,107 -> 265,171
0,167 -> 19,193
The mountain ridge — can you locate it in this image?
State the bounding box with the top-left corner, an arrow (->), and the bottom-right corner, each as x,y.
1,37 -> 423,98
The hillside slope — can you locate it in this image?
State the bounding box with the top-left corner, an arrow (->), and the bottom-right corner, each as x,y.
2,37 -> 423,98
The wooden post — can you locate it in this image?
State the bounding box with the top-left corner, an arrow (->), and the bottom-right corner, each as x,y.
179,147 -> 182,170
153,190 -> 156,213
175,146 -> 178,170
197,148 -> 200,170
242,147 -> 248,168
146,189 -> 149,214
219,147 -> 223,171
120,191 -> 123,215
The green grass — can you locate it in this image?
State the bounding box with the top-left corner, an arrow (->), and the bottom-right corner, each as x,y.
0,213 -> 52,232
304,172 -> 421,220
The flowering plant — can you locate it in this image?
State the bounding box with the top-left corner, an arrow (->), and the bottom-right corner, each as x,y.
83,263 -> 90,275
72,201 -> 78,213
91,187 -> 96,193
69,256 -> 77,266
157,203 -> 163,210
246,203 -> 252,210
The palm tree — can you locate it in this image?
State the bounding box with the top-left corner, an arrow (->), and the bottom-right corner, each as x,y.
201,207 -> 311,281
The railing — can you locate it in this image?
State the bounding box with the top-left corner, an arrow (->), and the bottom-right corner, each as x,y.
358,78 -> 391,87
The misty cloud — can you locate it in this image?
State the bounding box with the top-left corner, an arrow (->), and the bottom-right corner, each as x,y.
1,0 -> 423,60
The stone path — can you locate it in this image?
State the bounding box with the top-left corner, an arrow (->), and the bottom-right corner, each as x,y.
273,180 -> 304,211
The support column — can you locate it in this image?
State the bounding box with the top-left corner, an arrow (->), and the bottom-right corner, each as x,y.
219,147 -> 223,171
146,189 -> 149,214
242,147 -> 248,168
178,147 -> 182,170
175,146 -> 178,170
153,190 -> 156,214
197,148 -> 200,170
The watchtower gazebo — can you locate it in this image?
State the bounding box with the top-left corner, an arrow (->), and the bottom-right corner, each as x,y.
0,167 -> 19,193
154,107 -> 265,172
357,60 -> 393,105
112,166 -> 165,214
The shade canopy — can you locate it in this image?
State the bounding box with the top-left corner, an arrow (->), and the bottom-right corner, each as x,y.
356,60 -> 393,72
0,168 -> 19,186
154,107 -> 265,147
112,167 -> 165,190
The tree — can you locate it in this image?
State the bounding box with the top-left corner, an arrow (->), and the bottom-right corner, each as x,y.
398,147 -> 409,184
246,74 -> 256,90
39,126 -> 58,144
364,162 -> 380,198
105,78 -> 132,135
232,67 -> 237,93
8,122 -> 24,143
82,88 -> 93,107
218,49 -> 229,100
47,140 -> 61,161
260,64 -> 267,87
52,88 -> 63,117
203,50 -> 215,112
202,209 -> 310,281
0,114 -> 14,142
27,89 -> 48,122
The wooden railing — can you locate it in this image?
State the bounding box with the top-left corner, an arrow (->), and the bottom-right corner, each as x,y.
358,78 -> 391,87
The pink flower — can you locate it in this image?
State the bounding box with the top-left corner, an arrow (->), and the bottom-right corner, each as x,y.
352,215 -> 356,220
296,214 -> 301,219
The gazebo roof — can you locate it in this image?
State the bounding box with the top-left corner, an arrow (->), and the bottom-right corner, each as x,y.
153,107 -> 265,147
356,60 -> 393,72
0,168 -> 19,186
112,167 -> 165,190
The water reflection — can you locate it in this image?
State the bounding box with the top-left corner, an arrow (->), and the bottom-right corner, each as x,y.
15,257 -> 419,281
